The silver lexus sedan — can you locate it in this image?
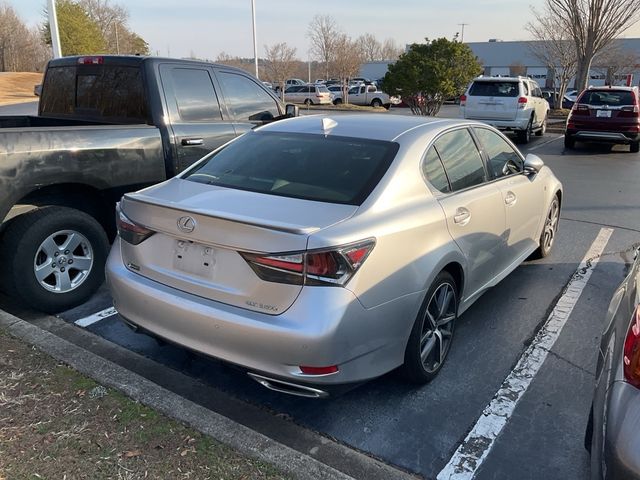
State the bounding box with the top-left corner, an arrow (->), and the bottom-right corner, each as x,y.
106,114 -> 562,397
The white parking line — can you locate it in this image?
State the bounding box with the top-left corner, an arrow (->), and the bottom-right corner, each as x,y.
437,227 -> 613,480
527,134 -> 564,152
74,307 -> 117,327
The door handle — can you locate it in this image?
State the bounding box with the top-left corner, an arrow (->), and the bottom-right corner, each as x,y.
181,138 -> 204,146
505,191 -> 517,206
453,207 -> 471,225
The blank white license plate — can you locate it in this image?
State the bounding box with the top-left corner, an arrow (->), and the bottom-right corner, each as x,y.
596,110 -> 611,118
173,240 -> 215,277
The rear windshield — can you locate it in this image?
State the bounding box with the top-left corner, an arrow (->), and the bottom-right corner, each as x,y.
469,81 -> 519,97
579,90 -> 635,106
183,131 -> 399,205
40,65 -> 149,123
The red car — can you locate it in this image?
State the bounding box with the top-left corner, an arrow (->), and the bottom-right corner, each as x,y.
564,86 -> 640,152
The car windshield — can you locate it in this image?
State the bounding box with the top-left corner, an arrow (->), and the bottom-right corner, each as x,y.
580,90 -> 634,106
469,81 -> 519,97
183,131 -> 399,205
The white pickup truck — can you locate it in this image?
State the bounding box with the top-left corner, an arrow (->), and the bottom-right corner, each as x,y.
332,84 -> 392,109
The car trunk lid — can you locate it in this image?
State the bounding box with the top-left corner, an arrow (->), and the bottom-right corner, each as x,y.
119,178 -> 358,314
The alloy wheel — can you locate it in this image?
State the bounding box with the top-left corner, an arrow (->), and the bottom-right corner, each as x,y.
542,198 -> 559,252
420,282 -> 457,373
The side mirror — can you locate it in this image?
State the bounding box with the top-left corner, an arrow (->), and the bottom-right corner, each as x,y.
285,104 -> 299,118
523,153 -> 544,175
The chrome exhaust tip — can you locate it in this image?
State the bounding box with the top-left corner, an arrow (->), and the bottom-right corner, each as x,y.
247,372 -> 329,398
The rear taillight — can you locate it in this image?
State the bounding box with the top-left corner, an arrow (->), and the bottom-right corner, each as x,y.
624,304 -> 640,388
78,56 -> 104,65
571,103 -> 589,116
299,365 -> 338,375
620,105 -> 640,118
116,204 -> 155,245
517,97 -> 528,109
241,239 -> 375,286
460,94 -> 467,106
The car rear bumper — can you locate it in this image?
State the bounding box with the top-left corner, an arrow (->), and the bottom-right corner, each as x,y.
598,381 -> 640,479
106,239 -> 417,388
567,129 -> 640,144
461,114 -> 530,131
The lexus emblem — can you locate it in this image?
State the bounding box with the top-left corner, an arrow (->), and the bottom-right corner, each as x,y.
177,216 -> 196,233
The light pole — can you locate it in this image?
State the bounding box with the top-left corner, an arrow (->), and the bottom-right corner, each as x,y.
47,0 -> 62,58
458,23 -> 469,43
251,0 -> 259,78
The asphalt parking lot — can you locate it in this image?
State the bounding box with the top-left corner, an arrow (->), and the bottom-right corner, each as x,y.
2,103 -> 640,479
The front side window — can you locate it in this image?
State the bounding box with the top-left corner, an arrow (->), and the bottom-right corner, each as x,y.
169,68 -> 222,122
218,71 -> 280,122
183,132 -> 399,205
474,128 -> 523,179
434,129 -> 486,191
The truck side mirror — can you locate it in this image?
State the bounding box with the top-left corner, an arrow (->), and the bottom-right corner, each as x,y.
285,104 -> 299,118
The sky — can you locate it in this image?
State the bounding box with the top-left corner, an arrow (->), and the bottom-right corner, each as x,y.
11,0 -> 640,60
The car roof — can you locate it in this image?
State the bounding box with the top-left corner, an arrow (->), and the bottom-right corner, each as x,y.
258,114 -> 475,142
472,76 -> 526,82
587,85 -> 637,91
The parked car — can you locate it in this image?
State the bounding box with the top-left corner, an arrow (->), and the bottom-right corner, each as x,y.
107,114 -> 562,398
564,86 -> 640,152
332,84 -> 392,108
586,247 -> 640,479
563,89 -> 579,109
274,78 -> 306,93
0,55 -> 296,313
460,76 -> 549,143
284,84 -> 332,105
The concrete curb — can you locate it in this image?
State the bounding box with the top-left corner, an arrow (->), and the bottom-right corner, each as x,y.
0,309 -> 355,480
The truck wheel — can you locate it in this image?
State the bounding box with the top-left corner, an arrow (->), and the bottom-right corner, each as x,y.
564,135 -> 575,149
371,98 -> 383,108
517,117 -> 533,144
304,99 -> 313,106
535,114 -> 547,136
333,98 -> 342,105
0,206 -> 109,313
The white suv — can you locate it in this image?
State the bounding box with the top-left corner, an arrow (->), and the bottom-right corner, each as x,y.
460,76 -> 549,143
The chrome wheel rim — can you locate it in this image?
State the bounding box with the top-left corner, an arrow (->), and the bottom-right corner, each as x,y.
420,282 -> 457,373
542,199 -> 559,252
33,230 -> 94,293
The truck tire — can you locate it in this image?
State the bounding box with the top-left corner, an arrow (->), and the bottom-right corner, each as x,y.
371,98 -> 383,108
0,206 -> 109,313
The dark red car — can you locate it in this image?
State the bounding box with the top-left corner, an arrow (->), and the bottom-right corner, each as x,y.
564,86 -> 640,152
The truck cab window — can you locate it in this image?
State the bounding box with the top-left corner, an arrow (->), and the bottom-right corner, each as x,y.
217,71 -> 280,123
169,68 -> 222,122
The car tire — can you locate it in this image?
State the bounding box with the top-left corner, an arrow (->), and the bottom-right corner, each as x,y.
0,206 -> 109,313
517,117 -> 533,144
333,98 -> 342,105
631,141 -> 640,153
532,195 -> 560,259
400,271 -> 458,384
535,114 -> 547,136
304,99 -> 313,106
564,135 -> 575,149
371,98 -> 383,108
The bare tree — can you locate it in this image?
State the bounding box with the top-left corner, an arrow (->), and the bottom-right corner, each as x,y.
0,3 -> 49,72
330,34 -> 362,103
264,42 -> 298,100
215,52 -> 256,75
380,38 -> 404,61
356,33 -> 381,62
546,0 -> 640,90
307,14 -> 340,80
592,42 -> 640,85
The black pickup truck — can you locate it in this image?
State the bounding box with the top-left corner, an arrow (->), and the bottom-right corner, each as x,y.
0,55 -> 296,313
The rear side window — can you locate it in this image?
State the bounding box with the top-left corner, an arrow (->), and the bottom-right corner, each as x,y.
41,65 -> 148,123
434,129 -> 486,191
218,71 -> 280,122
580,90 -> 635,106
469,81 -> 519,97
421,147 -> 451,193
169,68 -> 222,122
474,128 -> 523,179
183,131 -> 399,205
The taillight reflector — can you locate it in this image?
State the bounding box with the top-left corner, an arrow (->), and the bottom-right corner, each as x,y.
299,365 -> 339,375
460,94 -> 467,106
518,97 -> 528,104
624,305 -> 640,388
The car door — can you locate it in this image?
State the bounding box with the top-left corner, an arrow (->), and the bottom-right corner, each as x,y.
530,82 -> 548,125
473,126 -> 546,263
214,70 -> 282,136
159,64 -> 237,172
429,128 -> 507,299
